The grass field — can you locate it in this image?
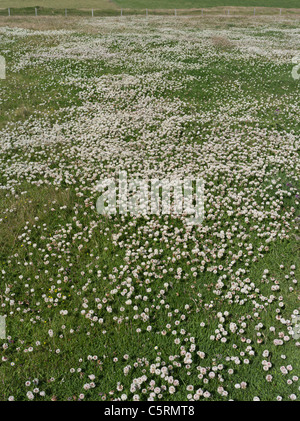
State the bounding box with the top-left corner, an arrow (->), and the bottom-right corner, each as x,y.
0,0 -> 300,9
115,0 -> 300,8
0,14 -> 299,402
0,0 -> 118,10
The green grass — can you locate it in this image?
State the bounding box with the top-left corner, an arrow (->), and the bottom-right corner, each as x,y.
0,0 -> 299,9
0,0 -> 118,10
115,0 -> 300,9
0,16 -> 299,401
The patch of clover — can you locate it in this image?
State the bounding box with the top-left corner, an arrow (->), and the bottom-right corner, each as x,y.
291,314 -> 300,340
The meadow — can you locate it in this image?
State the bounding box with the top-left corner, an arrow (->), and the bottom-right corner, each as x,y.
114,0 -> 300,9
0,13 -> 299,401
0,0 -> 300,11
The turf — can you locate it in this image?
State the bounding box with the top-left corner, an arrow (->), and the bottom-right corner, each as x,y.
0,0 -> 299,9
114,0 -> 300,9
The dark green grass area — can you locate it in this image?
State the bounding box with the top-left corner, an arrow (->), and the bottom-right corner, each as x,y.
114,0 -> 300,9
1,0 -> 300,9
0,7 -> 120,17
0,1 -> 300,18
